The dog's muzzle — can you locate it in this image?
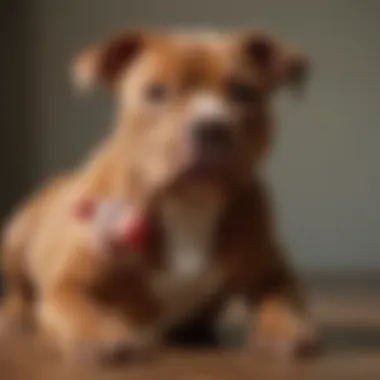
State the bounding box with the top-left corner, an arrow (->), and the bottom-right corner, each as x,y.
184,116 -> 236,181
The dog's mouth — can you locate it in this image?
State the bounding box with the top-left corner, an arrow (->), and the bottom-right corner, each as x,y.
188,152 -> 232,178
171,148 -> 237,192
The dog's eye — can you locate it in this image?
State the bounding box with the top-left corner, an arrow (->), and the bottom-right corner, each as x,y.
145,83 -> 169,103
227,81 -> 260,104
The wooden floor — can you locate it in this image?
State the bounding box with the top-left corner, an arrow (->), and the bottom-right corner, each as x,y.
1,279 -> 380,380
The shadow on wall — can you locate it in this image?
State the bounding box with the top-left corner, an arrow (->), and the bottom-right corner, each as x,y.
0,1 -> 35,223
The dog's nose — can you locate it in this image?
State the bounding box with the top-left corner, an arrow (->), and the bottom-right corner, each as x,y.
193,120 -> 232,150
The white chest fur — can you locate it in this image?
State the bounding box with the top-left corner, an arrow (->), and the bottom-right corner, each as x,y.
152,198 -> 224,330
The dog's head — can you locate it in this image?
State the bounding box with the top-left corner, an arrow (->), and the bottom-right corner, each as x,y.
73,29 -> 308,199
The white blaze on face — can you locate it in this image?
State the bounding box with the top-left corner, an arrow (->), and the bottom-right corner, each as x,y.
187,92 -> 232,125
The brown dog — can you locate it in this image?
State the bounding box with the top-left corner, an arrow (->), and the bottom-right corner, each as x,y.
1,28 -> 315,362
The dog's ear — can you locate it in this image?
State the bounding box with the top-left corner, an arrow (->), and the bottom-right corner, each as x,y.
71,30 -> 146,92
243,31 -> 309,93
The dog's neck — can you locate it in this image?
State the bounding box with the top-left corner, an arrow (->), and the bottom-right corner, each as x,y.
159,192 -> 224,276
79,127 -> 248,226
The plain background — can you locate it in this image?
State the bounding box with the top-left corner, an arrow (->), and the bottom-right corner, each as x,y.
1,0 -> 379,275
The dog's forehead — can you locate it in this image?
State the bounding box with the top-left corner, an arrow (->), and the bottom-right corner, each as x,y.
169,30 -> 233,49
124,30 -> 249,94
140,30 -> 238,76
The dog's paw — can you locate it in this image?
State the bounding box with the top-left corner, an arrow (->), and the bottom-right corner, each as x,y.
62,329 -> 157,367
249,307 -> 319,357
251,329 -> 318,357
64,340 -> 139,366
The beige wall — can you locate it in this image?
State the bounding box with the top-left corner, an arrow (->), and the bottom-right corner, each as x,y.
10,0 -> 380,273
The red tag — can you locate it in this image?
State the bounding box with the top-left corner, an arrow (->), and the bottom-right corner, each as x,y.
119,213 -> 149,251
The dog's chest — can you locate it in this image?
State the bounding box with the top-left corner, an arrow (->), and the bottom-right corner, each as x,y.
152,201 -> 223,327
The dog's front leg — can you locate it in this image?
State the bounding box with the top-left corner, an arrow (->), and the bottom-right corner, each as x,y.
246,247 -> 318,356
37,284 -> 157,365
